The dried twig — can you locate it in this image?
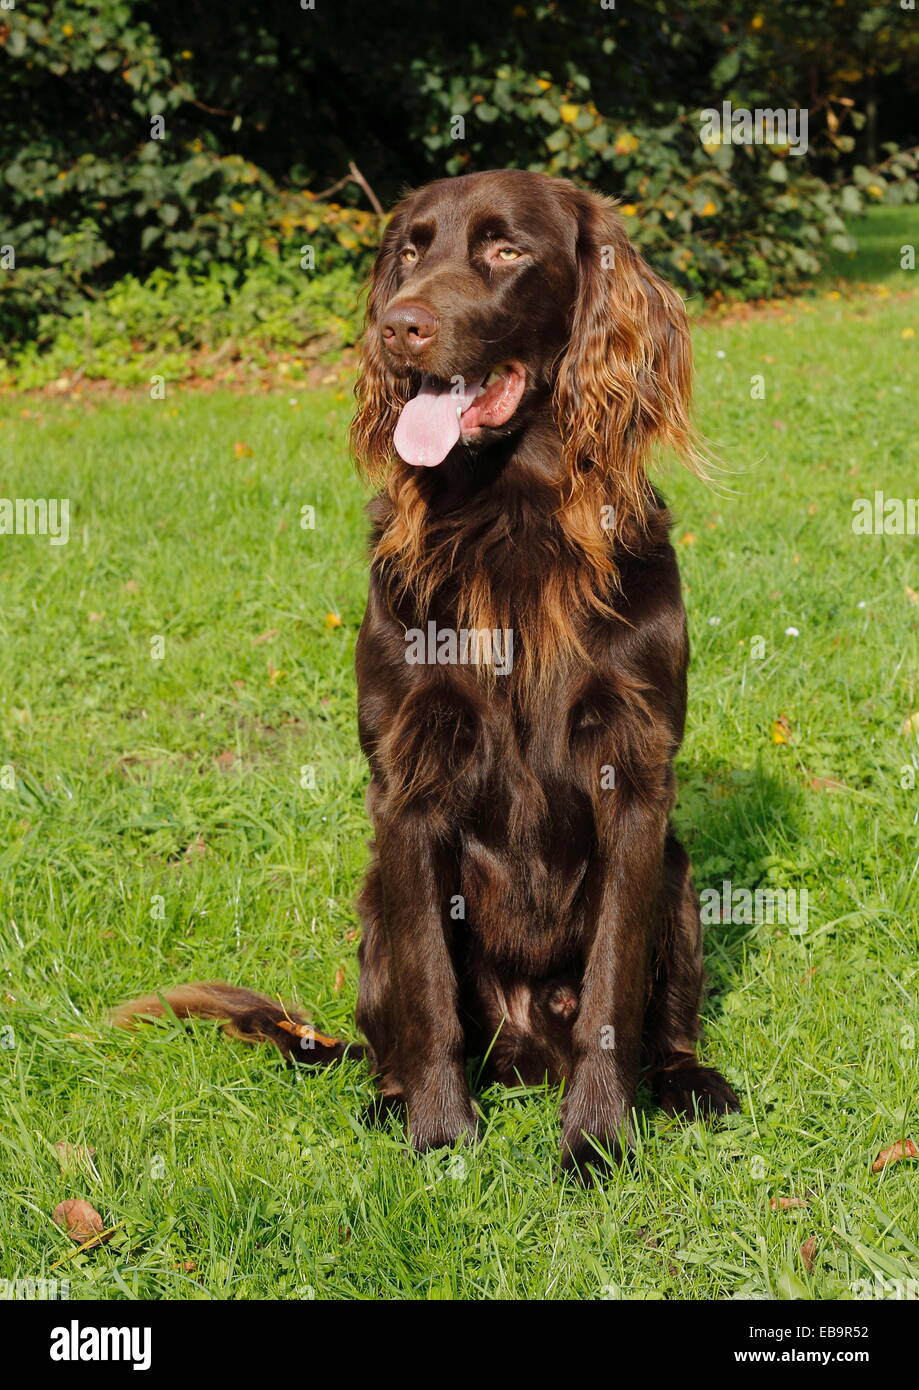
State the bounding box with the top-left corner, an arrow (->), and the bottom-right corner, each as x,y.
315,161 -> 384,215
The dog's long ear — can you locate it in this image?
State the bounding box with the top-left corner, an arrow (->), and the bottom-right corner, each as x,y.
553,188 -> 698,531
350,201 -> 414,482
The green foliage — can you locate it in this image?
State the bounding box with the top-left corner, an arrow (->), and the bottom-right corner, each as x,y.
1,263 -> 365,389
0,0 -> 917,342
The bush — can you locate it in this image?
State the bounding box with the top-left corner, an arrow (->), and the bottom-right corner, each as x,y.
0,263 -> 365,389
1,0 -> 916,349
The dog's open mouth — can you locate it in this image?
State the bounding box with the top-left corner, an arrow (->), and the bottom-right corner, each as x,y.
393,361 -> 527,468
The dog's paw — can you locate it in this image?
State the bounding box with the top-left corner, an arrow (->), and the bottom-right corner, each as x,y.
406,1081 -> 478,1153
653,1063 -> 740,1119
409,1110 -> 478,1153
559,1086 -> 631,1181
559,1126 -> 624,1182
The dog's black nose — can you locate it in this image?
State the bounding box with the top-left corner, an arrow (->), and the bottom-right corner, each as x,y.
381,301 -> 439,356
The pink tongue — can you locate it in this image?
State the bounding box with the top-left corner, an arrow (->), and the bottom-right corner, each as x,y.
394,377 -> 483,467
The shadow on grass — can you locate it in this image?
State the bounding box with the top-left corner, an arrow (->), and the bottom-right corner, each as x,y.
676,756 -> 805,1002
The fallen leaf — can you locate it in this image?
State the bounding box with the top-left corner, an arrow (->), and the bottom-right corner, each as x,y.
215,750 -> 235,769
253,628 -> 278,645
267,663 -> 287,686
800,1236 -> 817,1272
770,1196 -> 808,1210
87,611 -> 103,623
174,1259 -> 198,1273
183,837 -> 207,860
233,441 -> 254,458
871,1138 -> 917,1173
52,1199 -> 111,1247
902,712 -> 919,736
772,714 -> 793,744
334,967 -> 346,994
325,611 -> 343,628
123,580 -> 139,593
904,586 -> 919,606
809,776 -> 847,793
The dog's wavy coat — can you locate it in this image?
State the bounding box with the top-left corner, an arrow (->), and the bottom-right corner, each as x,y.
117,170 -> 738,1173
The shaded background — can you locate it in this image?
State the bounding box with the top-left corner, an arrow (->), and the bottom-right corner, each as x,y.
1,0 -> 917,380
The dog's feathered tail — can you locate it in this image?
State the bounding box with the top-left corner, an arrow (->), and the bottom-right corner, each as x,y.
111,981 -> 367,1065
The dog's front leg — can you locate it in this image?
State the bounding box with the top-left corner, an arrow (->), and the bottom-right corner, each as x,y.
561,800 -> 666,1175
376,809 -> 476,1151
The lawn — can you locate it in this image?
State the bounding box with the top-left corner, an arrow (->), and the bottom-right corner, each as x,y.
0,208 -> 916,1301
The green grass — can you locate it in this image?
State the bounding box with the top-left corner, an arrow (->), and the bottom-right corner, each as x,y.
0,209 -> 916,1301
818,203 -> 919,290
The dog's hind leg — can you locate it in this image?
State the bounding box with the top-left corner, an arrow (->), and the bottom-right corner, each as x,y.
644,830 -> 740,1117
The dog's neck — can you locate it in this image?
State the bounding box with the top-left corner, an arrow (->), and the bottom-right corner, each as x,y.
371,412 -> 668,698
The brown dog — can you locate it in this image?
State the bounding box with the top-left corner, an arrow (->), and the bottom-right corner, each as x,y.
116,170 -> 739,1173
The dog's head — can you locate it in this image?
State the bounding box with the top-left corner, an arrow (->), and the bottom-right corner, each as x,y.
351,169 -> 696,515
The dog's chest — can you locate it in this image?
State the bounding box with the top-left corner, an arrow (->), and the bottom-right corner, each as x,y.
453,700 -> 597,960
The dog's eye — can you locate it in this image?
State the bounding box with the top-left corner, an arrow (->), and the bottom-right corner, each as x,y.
496,246 -> 522,261
400,247 -> 419,264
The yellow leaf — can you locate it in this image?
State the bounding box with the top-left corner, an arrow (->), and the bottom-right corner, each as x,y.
701,200 -> 717,216
325,612 -> 342,629
620,204 -> 637,216
902,711 -> 919,736
772,714 -> 793,744
613,133 -> 639,155
559,104 -> 580,124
